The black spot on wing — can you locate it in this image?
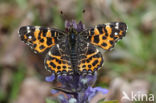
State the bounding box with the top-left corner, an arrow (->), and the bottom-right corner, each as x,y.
93,35 -> 99,43
50,62 -> 56,68
82,65 -> 86,68
42,28 -> 48,37
57,66 -> 61,69
38,30 -> 41,39
109,40 -> 114,45
55,58 -> 61,64
101,42 -> 107,47
92,60 -> 98,66
90,28 -> 94,35
40,39 -> 44,42
51,30 -> 55,37
33,44 -> 37,48
102,36 -> 107,40
88,65 -> 92,68
103,25 -> 108,36
47,37 -> 52,46
39,45 -> 45,50
63,66 -> 66,69
97,26 -> 103,34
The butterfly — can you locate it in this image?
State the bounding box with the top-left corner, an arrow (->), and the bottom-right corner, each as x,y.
18,20 -> 127,76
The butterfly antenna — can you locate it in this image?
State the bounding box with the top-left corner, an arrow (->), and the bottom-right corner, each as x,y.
81,9 -> 86,22
82,9 -> 86,14
60,10 -> 65,21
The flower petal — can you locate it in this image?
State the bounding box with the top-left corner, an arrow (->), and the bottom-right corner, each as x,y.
84,86 -> 108,102
51,89 -> 59,94
94,87 -> 109,94
45,73 -> 55,82
69,98 -> 77,103
58,94 -> 68,103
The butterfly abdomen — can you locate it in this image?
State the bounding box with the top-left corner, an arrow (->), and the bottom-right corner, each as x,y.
70,49 -> 78,69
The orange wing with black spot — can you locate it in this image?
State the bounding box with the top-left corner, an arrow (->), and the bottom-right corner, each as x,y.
44,37 -> 73,75
80,22 -> 127,51
76,37 -> 103,75
18,26 -> 65,53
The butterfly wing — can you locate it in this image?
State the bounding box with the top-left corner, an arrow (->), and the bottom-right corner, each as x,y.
18,26 -> 65,53
76,37 -> 103,75
44,36 -> 73,76
80,22 -> 127,51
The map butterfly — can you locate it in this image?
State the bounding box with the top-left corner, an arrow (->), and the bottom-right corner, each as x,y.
18,20 -> 127,76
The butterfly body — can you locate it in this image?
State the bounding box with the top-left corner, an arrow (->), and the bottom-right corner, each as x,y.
64,31 -> 78,73
69,33 -> 77,72
19,21 -> 127,76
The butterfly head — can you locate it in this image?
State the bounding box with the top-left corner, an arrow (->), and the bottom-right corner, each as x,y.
65,20 -> 85,34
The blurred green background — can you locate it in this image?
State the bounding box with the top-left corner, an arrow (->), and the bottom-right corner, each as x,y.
0,0 -> 155,103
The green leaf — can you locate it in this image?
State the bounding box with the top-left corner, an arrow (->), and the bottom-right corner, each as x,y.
16,0 -> 27,9
46,98 -> 58,103
99,100 -> 119,103
8,64 -> 26,103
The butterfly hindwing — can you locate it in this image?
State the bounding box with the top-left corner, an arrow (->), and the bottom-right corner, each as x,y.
19,26 -> 65,53
44,37 -> 73,75
80,22 -> 127,51
77,37 -> 103,75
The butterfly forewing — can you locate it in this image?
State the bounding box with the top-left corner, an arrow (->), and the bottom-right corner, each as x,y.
18,26 -> 65,53
80,22 -> 127,51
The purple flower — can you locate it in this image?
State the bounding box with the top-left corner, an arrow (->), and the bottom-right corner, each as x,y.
45,72 -> 108,103
45,73 -> 55,82
85,87 -> 109,102
65,20 -> 85,32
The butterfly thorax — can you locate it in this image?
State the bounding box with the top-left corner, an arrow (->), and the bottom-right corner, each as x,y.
69,34 -> 76,48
